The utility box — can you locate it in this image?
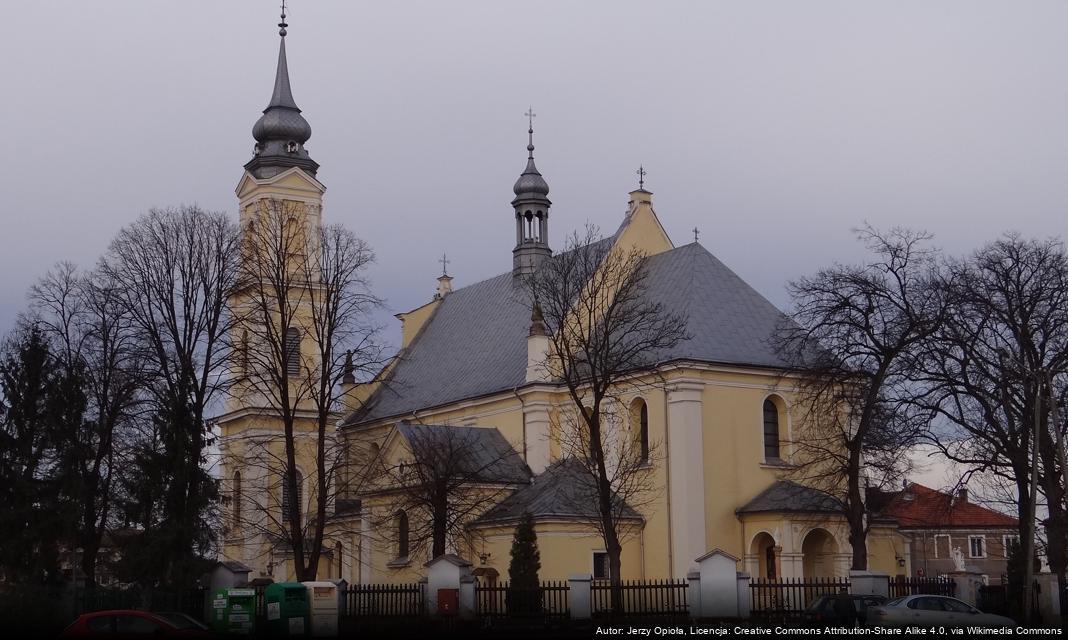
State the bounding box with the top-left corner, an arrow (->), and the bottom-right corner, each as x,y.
265,582 -> 309,636
210,587 -> 256,634
302,581 -> 339,637
437,588 -> 459,616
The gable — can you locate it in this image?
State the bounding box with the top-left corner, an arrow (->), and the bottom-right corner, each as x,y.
236,166 -> 326,202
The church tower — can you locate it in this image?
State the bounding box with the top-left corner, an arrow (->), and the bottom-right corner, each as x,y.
218,6 -> 327,579
512,113 -> 552,277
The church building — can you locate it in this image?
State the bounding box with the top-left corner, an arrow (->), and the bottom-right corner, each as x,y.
217,12 -> 907,586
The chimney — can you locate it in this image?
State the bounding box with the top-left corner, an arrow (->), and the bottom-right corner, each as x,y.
957,488 -> 968,504
526,305 -> 550,383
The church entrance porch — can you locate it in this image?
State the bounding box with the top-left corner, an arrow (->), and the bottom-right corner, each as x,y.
740,518 -> 851,580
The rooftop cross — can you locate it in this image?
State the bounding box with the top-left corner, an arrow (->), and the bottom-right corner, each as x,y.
637,165 -> 647,190
439,252 -> 451,277
524,107 -> 536,159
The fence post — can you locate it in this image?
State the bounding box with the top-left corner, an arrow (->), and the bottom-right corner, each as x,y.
735,572 -> 751,619
568,574 -> 592,620
696,549 -> 742,618
947,571 -> 983,607
849,571 -> 889,598
1034,573 -> 1061,625
687,571 -> 701,619
459,575 -> 476,620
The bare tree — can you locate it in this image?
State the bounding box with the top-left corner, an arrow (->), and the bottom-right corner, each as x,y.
913,234 -> 1068,618
775,225 -> 945,570
370,423 -> 527,561
525,226 -> 687,615
99,205 -> 239,590
27,263 -> 142,587
231,199 -> 382,580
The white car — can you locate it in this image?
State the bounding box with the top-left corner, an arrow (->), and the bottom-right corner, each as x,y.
867,595 -> 1015,628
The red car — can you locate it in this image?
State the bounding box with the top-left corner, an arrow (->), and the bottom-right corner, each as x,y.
60,610 -> 211,638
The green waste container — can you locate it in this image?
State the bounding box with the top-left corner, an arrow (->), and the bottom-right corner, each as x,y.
265,582 -> 309,636
210,588 -> 257,634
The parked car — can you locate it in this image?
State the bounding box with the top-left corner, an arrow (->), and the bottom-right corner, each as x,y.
867,595 -> 1015,628
59,609 -> 212,638
803,594 -> 888,625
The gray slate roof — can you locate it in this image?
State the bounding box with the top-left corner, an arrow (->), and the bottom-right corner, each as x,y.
735,480 -> 845,515
345,242 -> 792,426
472,458 -> 641,525
394,423 -> 531,484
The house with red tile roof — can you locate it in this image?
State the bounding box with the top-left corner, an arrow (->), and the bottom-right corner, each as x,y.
867,483 -> 1019,583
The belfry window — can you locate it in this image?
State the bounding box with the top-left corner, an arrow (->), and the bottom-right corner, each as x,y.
281,468 -> 303,521
285,327 -> 301,377
763,399 -> 781,461
232,471 -> 242,528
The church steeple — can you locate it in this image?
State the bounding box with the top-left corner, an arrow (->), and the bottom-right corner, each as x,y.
245,6 -> 319,179
512,109 -> 552,277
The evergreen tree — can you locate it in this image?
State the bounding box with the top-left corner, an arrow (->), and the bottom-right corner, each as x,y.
507,512 -> 541,615
0,325 -> 79,584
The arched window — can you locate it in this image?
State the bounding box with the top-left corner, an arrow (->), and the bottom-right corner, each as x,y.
335,541 -> 343,579
239,330 -> 249,375
763,398 -> 781,460
232,471 -> 242,528
396,511 -> 410,559
632,399 -> 650,463
281,468 -> 303,521
284,327 -> 301,377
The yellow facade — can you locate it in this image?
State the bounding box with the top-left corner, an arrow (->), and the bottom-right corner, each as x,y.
309,192 -> 907,586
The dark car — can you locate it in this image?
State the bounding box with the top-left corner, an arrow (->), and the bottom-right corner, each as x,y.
803,594 -> 888,626
60,609 -> 211,638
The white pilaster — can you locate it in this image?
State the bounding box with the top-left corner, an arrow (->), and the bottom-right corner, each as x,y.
523,401 -> 552,474
667,383 -> 706,579
359,513 -> 372,585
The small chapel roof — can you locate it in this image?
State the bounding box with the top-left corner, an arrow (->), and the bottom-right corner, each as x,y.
344,241 -> 794,427
393,423 -> 531,485
471,457 -> 642,526
735,480 -> 845,515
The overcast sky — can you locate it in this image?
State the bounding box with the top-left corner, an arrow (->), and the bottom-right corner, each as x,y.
2,0 -> 1068,351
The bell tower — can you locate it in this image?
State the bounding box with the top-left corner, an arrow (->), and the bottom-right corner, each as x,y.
512,109 -> 553,277
218,4 -> 326,579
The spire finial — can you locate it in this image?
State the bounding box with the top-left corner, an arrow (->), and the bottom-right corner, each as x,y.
439,252 -> 451,277
524,107 -> 536,159
279,0 -> 288,37
637,165 -> 647,190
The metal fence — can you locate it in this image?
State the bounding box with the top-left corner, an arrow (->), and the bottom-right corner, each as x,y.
888,577 -> 956,599
590,579 -> 688,618
475,581 -> 570,619
749,577 -> 850,619
344,583 -> 425,617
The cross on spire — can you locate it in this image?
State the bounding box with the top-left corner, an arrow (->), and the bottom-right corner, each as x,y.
637,165 -> 647,190
524,107 -> 536,159
279,0 -> 288,36
439,252 -> 451,277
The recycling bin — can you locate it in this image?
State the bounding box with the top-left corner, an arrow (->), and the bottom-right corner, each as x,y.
302,581 -> 339,637
265,582 -> 310,636
210,587 -> 257,634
